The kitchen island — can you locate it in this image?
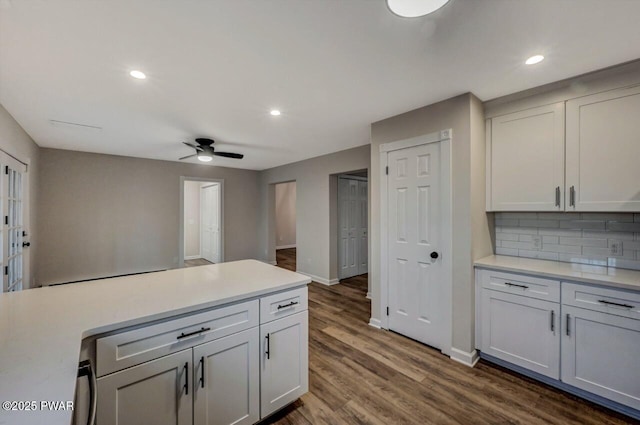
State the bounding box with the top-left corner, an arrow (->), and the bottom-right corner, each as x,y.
0,259 -> 310,425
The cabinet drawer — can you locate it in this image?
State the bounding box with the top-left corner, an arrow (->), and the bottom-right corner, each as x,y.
480,269 -> 560,302
260,286 -> 308,324
562,282 -> 640,320
97,300 -> 259,377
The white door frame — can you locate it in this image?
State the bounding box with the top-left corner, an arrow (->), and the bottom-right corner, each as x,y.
379,129 -> 452,356
179,177 -> 224,267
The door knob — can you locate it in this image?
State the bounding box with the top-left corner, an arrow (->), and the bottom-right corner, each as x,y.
430,251 -> 439,259
22,242 -> 31,248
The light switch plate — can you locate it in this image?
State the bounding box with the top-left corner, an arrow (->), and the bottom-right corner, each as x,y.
609,240 -> 622,257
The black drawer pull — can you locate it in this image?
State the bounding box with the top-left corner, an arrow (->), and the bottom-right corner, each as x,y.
598,299 -> 634,309
504,282 -> 529,289
177,327 -> 211,340
277,301 -> 299,310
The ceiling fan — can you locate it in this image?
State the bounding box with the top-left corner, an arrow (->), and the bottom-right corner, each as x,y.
179,138 -> 244,162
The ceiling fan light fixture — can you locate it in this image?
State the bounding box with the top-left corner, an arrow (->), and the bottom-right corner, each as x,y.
387,0 -> 450,18
197,152 -> 213,162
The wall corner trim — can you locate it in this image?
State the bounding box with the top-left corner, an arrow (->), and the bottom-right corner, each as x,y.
450,348 -> 479,368
296,271 -> 338,286
368,318 -> 382,329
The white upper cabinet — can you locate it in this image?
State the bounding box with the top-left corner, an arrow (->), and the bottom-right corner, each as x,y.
566,85 -> 640,211
487,103 -> 565,211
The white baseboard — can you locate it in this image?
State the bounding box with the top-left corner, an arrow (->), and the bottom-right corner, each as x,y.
366,292 -> 371,299
368,318 -> 382,329
184,255 -> 201,260
450,348 -> 479,367
276,244 -> 297,250
296,271 -> 338,286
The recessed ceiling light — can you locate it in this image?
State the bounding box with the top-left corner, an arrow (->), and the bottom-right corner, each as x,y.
387,0 -> 450,18
525,55 -> 545,65
129,70 -> 147,79
270,110 -> 281,116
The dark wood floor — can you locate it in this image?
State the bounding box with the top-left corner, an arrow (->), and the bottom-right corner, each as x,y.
184,258 -> 213,267
269,248 -> 637,425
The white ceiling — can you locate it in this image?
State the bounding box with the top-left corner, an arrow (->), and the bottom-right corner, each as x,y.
1,0 -> 640,170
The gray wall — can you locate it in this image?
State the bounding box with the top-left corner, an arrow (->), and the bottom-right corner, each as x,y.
37,149 -> 260,285
370,93 -> 492,354
183,181 -> 202,258
275,181 -> 297,248
0,104 -> 40,288
258,145 -> 370,283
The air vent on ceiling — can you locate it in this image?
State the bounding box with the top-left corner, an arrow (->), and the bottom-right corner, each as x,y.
49,120 -> 102,132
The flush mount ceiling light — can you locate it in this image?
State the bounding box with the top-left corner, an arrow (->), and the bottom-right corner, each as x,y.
525,55 -> 545,65
270,109 -> 281,116
129,70 -> 146,79
387,0 -> 450,17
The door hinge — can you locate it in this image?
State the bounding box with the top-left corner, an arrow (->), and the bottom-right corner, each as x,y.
385,166 -> 389,175
386,306 -> 389,316
4,166 -> 8,175
4,266 -> 7,276
4,216 -> 7,225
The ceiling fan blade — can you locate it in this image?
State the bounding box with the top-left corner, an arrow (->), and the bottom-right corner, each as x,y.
179,154 -> 197,160
183,141 -> 203,151
213,151 -> 244,159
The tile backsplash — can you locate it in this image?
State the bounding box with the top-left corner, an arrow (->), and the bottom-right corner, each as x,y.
494,212 -> 640,271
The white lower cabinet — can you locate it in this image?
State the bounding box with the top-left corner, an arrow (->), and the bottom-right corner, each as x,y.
94,287 -> 309,425
193,328 -> 260,425
477,268 -> 640,416
561,305 -> 640,410
97,349 -> 193,425
480,290 -> 559,379
260,311 -> 309,419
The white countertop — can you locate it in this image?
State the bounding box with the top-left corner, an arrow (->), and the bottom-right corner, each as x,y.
475,255 -> 640,291
0,259 -> 310,425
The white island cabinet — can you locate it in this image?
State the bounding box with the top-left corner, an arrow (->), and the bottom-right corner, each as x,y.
475,256 -> 640,420
0,259 -> 310,425
94,285 -> 308,425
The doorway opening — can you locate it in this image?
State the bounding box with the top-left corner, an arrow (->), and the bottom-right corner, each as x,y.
180,178 -> 223,268
333,169 -> 369,297
274,181 -> 296,271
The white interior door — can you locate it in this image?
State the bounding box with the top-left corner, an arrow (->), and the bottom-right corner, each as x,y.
358,180 -> 368,275
338,178 -> 359,279
1,153 -> 28,292
387,142 -> 444,349
200,184 -> 221,264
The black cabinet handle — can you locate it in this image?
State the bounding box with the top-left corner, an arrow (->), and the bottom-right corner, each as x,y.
505,282 -> 529,289
183,362 -> 189,395
265,333 -> 270,360
277,301 -> 299,310
598,299 -> 634,309
566,314 -> 570,336
550,310 -> 555,332
430,251 -> 439,259
199,356 -> 205,389
176,327 -> 211,340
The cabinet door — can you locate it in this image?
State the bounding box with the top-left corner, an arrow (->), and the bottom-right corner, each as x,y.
260,311 -> 309,418
480,289 -> 560,378
193,327 -> 259,425
488,103 -> 565,211
97,349 -> 192,425
566,85 -> 640,211
561,305 -> 640,410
